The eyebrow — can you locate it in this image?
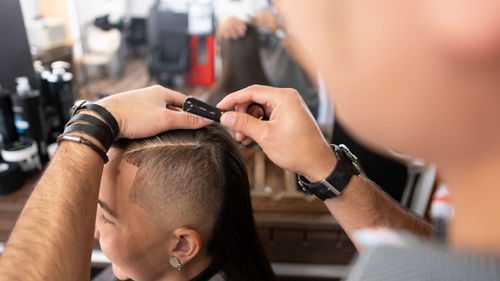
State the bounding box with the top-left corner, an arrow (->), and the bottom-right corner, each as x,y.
98,200 -> 116,218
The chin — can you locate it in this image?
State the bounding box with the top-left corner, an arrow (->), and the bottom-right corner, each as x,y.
112,264 -> 130,281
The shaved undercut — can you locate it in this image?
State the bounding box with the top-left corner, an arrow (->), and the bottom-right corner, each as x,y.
113,125 -> 228,239
112,124 -> 275,281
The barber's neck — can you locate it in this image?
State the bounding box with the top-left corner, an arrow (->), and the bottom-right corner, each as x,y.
442,149 -> 500,253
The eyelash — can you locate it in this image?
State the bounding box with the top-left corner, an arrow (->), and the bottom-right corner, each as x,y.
100,214 -> 114,225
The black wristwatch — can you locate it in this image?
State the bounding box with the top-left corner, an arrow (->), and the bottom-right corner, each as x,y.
298,144 -> 361,200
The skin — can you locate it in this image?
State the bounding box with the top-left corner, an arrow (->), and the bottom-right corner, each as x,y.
218,85 -> 432,246
2,1 -> 500,279
252,10 -> 318,83
273,0 -> 500,252
219,0 -> 500,252
217,16 -> 247,40
0,86 -> 212,281
217,9 -> 317,82
95,148 -> 212,281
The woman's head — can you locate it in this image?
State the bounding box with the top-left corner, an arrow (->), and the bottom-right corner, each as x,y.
210,24 -> 270,104
95,124 -> 275,281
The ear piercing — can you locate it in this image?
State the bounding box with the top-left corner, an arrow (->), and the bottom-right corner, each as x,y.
169,256 -> 183,271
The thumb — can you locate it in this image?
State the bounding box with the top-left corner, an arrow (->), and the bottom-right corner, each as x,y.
168,111 -> 213,130
220,111 -> 265,141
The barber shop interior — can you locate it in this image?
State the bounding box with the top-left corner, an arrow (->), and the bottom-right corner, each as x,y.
1,0 -> 499,281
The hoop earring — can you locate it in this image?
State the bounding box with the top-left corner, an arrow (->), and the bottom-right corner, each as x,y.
169,256 -> 183,271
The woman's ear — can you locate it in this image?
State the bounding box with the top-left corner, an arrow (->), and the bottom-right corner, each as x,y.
171,228 -> 202,267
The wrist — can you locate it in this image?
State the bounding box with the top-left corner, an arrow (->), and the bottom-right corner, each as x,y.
57,132 -> 109,163
63,132 -> 105,152
302,145 -> 338,182
269,23 -> 280,33
94,99 -> 122,139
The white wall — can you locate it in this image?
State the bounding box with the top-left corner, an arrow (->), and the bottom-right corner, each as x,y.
73,0 -> 157,27
19,0 -> 40,24
128,0 -> 155,17
73,0 -> 126,28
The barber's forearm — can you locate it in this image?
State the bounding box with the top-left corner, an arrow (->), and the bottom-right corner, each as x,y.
303,151 -> 432,250
325,175 -> 433,250
0,141 -> 103,281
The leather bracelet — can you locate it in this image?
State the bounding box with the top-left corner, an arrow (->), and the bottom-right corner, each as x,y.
57,134 -> 109,163
66,114 -> 115,141
64,123 -> 112,151
72,100 -> 87,116
80,103 -> 119,139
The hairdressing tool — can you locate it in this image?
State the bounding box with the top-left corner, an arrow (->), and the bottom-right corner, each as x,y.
183,97 -> 223,122
183,97 -> 269,122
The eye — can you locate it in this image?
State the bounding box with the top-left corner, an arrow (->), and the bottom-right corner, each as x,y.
100,214 -> 114,225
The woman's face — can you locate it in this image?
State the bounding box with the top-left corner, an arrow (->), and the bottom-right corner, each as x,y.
95,149 -> 174,281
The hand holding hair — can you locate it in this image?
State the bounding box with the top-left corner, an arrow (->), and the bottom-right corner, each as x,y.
217,85 -> 337,182
252,10 -> 280,32
95,85 -> 213,140
217,16 -> 248,40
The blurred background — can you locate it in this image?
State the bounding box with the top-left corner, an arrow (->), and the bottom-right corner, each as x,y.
17,0 -> 213,99
0,1 -> 440,280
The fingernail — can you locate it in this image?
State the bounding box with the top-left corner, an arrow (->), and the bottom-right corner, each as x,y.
220,112 -> 236,127
202,118 -> 214,124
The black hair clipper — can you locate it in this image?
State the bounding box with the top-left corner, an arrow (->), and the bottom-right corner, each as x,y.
182,97 -> 269,122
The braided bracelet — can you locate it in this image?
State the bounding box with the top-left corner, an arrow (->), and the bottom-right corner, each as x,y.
57,134 -> 109,163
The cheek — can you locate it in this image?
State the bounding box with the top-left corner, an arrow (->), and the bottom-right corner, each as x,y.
98,226 -> 138,279
98,222 -> 166,281
98,227 -> 124,264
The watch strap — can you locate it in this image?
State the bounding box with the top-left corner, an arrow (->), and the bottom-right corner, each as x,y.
298,144 -> 361,200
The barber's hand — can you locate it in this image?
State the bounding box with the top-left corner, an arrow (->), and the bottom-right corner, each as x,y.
252,10 -> 279,32
95,85 -> 212,139
217,16 -> 247,40
218,85 -> 337,182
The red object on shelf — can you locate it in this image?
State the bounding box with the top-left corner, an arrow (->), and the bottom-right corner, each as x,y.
186,35 -> 214,86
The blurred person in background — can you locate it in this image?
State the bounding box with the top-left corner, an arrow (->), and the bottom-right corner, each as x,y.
214,0 -> 319,118
208,24 -> 270,105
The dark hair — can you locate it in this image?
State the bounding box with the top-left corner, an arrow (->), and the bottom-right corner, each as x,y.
209,24 -> 271,105
113,124 -> 275,281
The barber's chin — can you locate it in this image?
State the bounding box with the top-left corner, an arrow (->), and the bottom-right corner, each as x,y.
112,264 -> 129,280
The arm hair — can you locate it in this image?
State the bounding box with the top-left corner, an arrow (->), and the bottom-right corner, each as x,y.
0,141 -> 103,281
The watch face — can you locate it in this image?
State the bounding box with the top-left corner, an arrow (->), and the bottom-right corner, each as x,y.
339,144 -> 358,162
339,144 -> 361,174
275,28 -> 286,40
